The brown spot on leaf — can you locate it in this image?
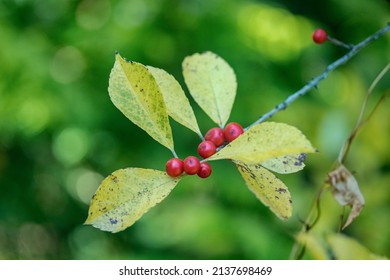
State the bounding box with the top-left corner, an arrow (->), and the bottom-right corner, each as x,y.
111,174 -> 119,183
294,153 -> 307,166
276,188 -> 287,194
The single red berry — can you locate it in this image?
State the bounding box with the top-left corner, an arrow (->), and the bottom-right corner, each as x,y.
197,140 -> 217,159
183,156 -> 201,175
165,158 -> 183,177
224,122 -> 244,142
204,127 -> 225,147
197,162 -> 212,178
312,28 -> 327,44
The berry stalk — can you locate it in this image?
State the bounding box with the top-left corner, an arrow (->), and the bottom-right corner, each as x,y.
246,23 -> 390,131
326,35 -> 354,50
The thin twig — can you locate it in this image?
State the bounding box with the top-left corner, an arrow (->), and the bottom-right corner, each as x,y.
288,184 -> 326,260
327,35 -> 354,50
286,25 -> 390,258
338,62 -> 390,163
289,62 -> 390,259
246,23 -> 390,130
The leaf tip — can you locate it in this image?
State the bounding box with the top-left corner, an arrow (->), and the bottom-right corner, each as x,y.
83,214 -> 94,226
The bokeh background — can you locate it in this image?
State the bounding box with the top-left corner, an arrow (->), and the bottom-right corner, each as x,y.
1,0 -> 389,260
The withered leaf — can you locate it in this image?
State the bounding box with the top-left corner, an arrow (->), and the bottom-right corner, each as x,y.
328,164 -> 365,229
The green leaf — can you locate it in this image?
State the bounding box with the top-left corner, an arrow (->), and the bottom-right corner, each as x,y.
235,161 -> 292,220
295,232 -> 329,260
261,153 -> 307,174
207,122 -> 316,164
182,51 -> 237,128
85,168 -> 181,233
108,54 -> 174,151
147,66 -> 202,137
327,233 -> 388,260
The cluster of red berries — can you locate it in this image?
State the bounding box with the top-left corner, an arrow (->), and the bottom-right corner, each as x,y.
165,122 -> 244,179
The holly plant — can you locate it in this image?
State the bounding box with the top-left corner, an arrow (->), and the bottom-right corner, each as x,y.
85,51 -> 316,233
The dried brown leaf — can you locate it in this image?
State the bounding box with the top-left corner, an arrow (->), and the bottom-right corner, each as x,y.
328,164 -> 365,229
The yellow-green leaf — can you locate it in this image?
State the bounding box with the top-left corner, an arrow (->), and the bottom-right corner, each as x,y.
327,233 -> 388,260
261,153 -> 307,174
182,51 -> 237,128
295,232 -> 329,260
235,161 -> 292,220
207,122 -> 316,164
147,66 -> 202,137
108,54 -> 174,151
85,168 -> 181,233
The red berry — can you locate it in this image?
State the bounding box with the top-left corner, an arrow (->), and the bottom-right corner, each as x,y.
166,158 -> 184,177
224,122 -> 244,142
197,140 -> 217,158
183,156 -> 201,175
205,127 -> 225,147
197,162 -> 212,178
312,28 -> 327,44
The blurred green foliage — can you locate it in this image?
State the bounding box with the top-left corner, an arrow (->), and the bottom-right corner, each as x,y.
0,0 -> 389,259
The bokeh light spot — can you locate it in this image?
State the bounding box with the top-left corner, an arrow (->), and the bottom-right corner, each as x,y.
76,0 -> 111,30
237,3 -> 314,62
17,223 -> 54,259
69,226 -> 111,259
52,127 -> 90,166
50,46 -> 86,84
317,111 -> 350,158
76,171 -> 103,205
144,32 -> 175,64
16,98 -> 50,136
113,0 -> 159,28
34,0 -> 70,22
66,168 -> 103,205
318,71 -> 353,106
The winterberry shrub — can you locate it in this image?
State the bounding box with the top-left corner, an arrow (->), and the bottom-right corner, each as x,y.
86,23 -> 390,235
